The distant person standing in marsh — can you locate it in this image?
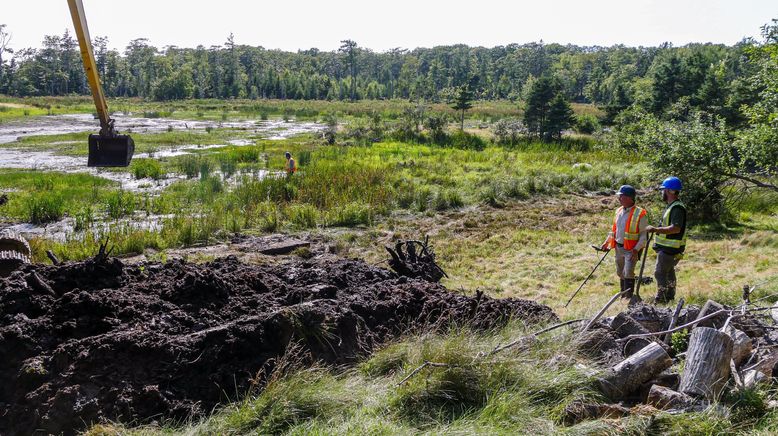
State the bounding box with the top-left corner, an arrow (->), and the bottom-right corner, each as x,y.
285,151 -> 297,175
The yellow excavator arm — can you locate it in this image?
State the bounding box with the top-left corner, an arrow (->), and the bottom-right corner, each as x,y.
67,0 -> 134,167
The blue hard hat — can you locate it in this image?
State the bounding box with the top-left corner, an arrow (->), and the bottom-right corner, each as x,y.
617,185 -> 636,198
660,176 -> 682,191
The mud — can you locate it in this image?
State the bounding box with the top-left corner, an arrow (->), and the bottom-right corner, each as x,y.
0,254 -> 556,435
0,113 -> 323,145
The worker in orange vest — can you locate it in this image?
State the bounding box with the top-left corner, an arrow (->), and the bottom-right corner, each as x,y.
600,185 -> 649,303
285,151 -> 297,175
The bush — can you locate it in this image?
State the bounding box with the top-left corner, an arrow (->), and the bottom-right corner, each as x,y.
448,130 -> 486,151
493,118 -> 527,145
574,113 -> 601,134
131,158 -> 163,180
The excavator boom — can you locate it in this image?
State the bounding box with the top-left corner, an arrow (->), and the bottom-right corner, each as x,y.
67,0 -> 134,167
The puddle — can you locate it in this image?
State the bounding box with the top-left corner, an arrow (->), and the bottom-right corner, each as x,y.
1,169 -> 276,242
0,114 -> 320,190
4,212 -> 177,243
0,148 -> 185,194
0,113 -> 324,144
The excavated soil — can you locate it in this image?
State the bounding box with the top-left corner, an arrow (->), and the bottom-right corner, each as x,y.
0,255 -> 556,435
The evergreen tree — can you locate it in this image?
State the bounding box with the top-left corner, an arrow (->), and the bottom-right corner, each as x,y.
450,83 -> 473,130
546,93 -> 575,140
523,75 -> 558,139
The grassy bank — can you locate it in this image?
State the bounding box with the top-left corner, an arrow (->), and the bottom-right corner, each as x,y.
87,320 -> 778,435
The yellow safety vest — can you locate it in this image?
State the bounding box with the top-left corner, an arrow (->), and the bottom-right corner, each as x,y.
655,200 -> 687,250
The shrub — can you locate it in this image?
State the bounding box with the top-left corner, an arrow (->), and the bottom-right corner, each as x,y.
574,113 -> 601,134
131,158 -> 163,180
448,130 -> 486,150
493,118 -> 527,145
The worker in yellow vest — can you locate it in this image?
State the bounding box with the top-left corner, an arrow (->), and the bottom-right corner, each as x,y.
646,177 -> 687,303
600,185 -> 648,303
285,151 -> 297,175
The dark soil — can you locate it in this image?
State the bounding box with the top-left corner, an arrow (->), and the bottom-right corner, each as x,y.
0,254 -> 556,435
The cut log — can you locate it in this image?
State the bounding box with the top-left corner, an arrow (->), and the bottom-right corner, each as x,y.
695,300 -> 728,329
646,385 -> 693,410
611,313 -> 653,356
598,342 -> 672,400
638,372 -> 680,402
561,401 -> 630,425
679,327 -> 733,399
722,325 -> 752,367
743,370 -> 767,389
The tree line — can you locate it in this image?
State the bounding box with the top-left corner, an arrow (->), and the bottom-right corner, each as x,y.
0,24 -> 763,123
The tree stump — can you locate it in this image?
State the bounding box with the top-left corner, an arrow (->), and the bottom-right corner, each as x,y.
679,327 -> 733,399
598,341 -> 672,400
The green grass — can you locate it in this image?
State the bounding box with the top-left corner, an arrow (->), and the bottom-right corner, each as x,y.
0,170 -> 117,223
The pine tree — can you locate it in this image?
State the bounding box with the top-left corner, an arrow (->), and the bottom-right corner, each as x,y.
451,84 -> 473,131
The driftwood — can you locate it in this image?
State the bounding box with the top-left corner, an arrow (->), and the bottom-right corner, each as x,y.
679,327 -> 733,399
646,385 -> 693,410
598,342 -> 672,400
385,236 -> 447,282
46,250 -> 60,265
611,313 -> 652,356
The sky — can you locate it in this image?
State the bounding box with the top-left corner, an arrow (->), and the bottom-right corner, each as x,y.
2,0 -> 776,53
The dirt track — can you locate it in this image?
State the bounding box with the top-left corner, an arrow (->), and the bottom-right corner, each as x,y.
0,254 -> 556,435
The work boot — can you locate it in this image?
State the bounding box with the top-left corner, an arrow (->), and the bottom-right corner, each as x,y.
619,279 -> 627,299
623,278 -> 641,306
654,287 -> 669,304
666,286 -> 676,301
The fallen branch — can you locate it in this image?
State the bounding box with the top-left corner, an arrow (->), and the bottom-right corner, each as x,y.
663,298 -> 685,344
582,290 -> 625,333
45,250 -> 60,266
488,319 -> 586,356
617,309 -> 731,343
396,361 -> 450,386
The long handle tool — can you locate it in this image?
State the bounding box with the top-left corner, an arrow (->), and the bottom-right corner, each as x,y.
564,245 -> 610,308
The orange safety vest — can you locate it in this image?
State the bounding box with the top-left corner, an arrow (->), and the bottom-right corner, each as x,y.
286,158 -> 297,173
610,206 -> 646,251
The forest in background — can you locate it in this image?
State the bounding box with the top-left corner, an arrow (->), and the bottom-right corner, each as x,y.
0,23 -> 768,126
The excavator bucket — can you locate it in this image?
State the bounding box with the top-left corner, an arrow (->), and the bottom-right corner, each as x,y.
88,134 -> 135,167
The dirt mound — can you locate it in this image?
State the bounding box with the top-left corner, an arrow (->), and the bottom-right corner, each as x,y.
0,254 -> 555,435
